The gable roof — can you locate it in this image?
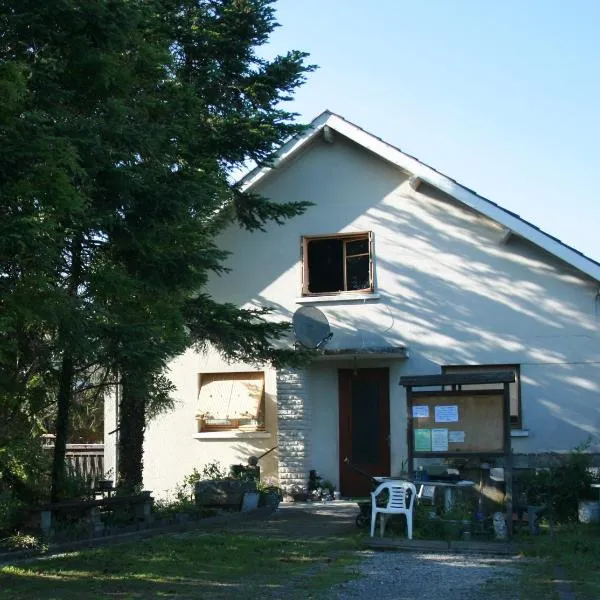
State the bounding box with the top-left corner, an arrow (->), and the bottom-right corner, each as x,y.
240,110 -> 600,283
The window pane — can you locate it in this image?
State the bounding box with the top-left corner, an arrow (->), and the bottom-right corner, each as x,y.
346,255 -> 370,290
307,238 -> 344,293
346,238 -> 369,255
351,380 -> 380,463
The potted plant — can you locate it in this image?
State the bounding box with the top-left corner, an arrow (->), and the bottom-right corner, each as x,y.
258,483 -> 283,509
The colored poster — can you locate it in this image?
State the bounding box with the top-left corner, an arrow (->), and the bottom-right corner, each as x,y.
412,405 -> 429,418
414,428 -> 432,452
431,428 -> 449,451
434,405 -> 459,423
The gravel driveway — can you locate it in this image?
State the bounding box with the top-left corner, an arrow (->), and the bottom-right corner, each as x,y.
331,550 -> 521,600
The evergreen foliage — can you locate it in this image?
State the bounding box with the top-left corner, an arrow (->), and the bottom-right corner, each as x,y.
0,0 -> 314,498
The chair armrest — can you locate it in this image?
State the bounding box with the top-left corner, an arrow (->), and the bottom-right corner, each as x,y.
371,482 -> 388,498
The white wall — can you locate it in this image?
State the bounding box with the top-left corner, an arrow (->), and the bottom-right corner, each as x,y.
209,134 -> 600,454
136,131 -> 600,494
141,349 -> 278,498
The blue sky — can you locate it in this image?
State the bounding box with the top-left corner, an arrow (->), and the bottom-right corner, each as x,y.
264,0 -> 600,262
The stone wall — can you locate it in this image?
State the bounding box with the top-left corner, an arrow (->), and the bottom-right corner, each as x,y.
276,368 -> 310,494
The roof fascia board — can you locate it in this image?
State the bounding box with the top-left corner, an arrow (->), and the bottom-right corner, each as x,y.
325,115 -> 600,282
239,111 -> 332,191
414,173 -> 600,282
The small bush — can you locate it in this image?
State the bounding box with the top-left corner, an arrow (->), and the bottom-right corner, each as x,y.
199,460 -> 228,481
516,442 -> 599,524
229,464 -> 259,482
1,531 -> 47,552
159,463 -> 229,514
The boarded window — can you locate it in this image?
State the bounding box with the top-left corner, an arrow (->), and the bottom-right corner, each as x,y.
302,232 -> 374,295
196,372 -> 265,432
442,364 -> 521,429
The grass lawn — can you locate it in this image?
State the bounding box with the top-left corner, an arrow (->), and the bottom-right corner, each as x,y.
515,523 -> 600,600
0,532 -> 361,599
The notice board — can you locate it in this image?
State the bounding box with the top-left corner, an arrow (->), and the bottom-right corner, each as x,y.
409,390 -> 507,456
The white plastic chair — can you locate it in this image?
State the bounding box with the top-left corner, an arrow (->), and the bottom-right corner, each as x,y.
370,481 -> 417,539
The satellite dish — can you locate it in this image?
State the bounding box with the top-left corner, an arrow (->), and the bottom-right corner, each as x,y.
292,306 -> 333,349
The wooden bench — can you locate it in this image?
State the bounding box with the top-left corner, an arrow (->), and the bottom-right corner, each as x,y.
35,493 -> 153,537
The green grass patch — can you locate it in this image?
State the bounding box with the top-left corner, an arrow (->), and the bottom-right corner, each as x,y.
516,523 -> 600,600
0,532 -> 361,599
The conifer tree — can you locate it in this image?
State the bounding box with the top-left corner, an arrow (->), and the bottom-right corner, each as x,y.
1,0 -> 314,496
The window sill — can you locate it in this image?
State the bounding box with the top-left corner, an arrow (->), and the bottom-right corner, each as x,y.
510,429 -> 529,437
296,292 -> 380,304
193,431 -> 271,440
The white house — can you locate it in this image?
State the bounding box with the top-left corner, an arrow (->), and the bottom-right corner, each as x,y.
105,111 -> 600,498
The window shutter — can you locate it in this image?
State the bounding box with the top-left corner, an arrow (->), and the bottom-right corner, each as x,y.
197,372 -> 265,431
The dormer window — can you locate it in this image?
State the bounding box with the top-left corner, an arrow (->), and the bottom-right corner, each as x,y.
301,232 -> 374,295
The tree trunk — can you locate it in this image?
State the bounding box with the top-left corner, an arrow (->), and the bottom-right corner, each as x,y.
50,234 -> 82,502
117,369 -> 147,493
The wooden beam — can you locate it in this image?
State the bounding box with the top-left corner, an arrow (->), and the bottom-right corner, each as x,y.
400,372 -> 515,388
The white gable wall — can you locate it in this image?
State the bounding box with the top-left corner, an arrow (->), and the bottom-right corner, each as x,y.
138,132 -> 600,495
223,134 -> 600,448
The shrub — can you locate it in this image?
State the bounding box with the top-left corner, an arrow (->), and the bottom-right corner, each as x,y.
307,470 -> 335,501
167,462 -> 229,507
199,460 -> 228,481
1,531 -> 47,552
516,442 -> 598,524
229,464 -> 259,482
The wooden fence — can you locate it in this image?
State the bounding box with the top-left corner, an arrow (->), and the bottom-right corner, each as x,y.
65,444 -> 105,484
43,442 -> 105,485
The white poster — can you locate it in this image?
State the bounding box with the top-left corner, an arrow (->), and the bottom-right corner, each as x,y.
448,430 -> 465,443
434,405 -> 459,423
412,405 -> 429,418
431,428 -> 449,452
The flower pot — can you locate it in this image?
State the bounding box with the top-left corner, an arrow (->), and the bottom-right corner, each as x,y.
259,489 -> 281,509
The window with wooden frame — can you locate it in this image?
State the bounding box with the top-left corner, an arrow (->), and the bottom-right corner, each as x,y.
301,232 -> 374,295
442,364 -> 522,428
196,372 -> 265,432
